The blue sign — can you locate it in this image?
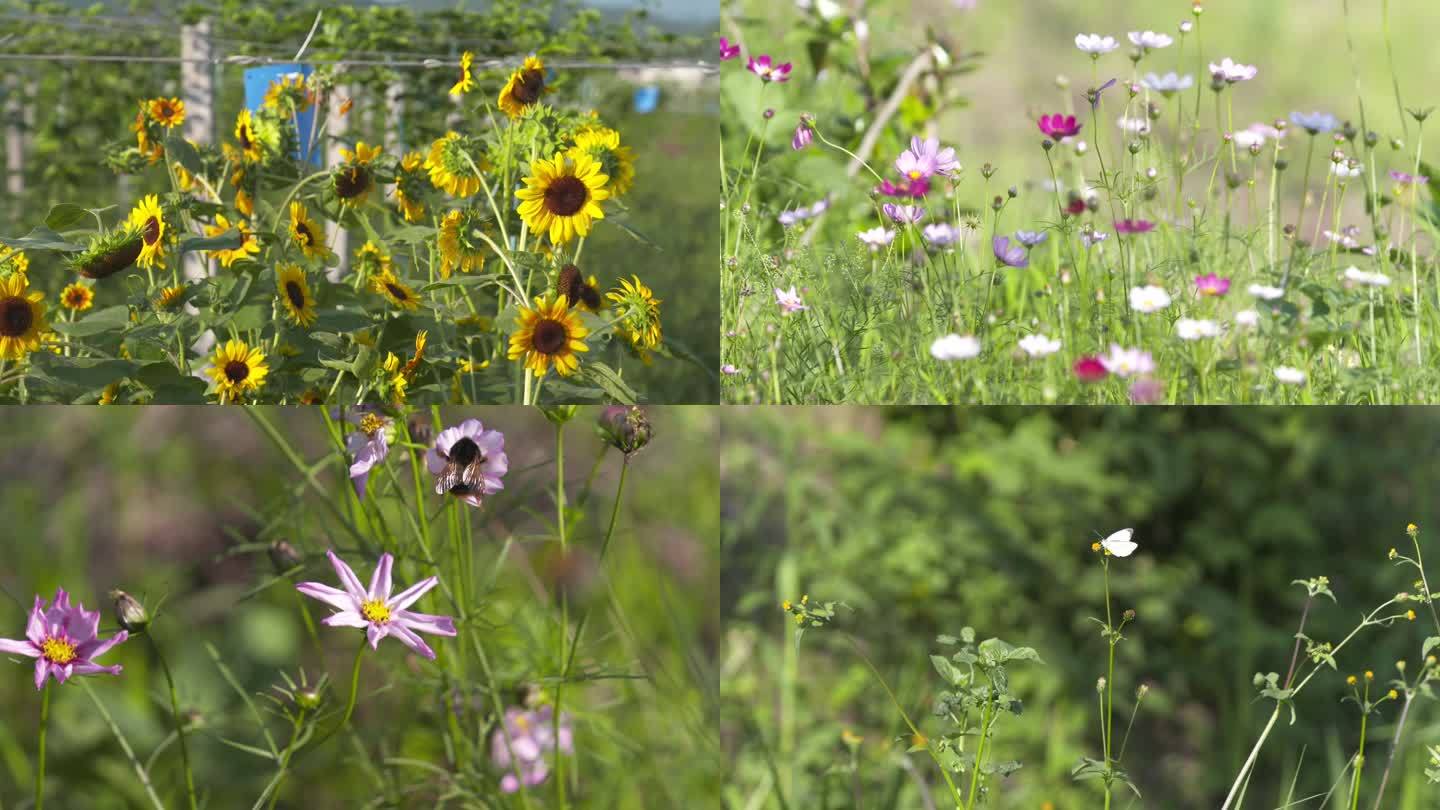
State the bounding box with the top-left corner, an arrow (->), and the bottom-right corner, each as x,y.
243,64 -> 321,166
633,85 -> 660,115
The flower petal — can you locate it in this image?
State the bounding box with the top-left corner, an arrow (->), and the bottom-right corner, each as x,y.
388,575 -> 439,612
26,596 -> 45,644
297,582 -> 358,612
322,612 -> 369,629
0,638 -> 39,658
34,659 -> 48,690
388,623 -> 436,659
369,553 -> 394,601
327,550 -> 368,601
366,622 -> 388,650
76,630 -> 127,662
425,446 -> 446,476
72,662 -> 123,677
394,609 -> 456,637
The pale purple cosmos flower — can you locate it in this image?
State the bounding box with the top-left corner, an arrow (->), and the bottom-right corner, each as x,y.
1290,111 -> 1337,135
1075,33 -> 1119,55
882,203 -> 925,224
1390,170 -> 1429,185
1209,58 -> 1257,83
1128,31 -> 1173,50
1014,230 -> 1047,247
1081,230 -> 1109,248
1140,72 -> 1193,95
1100,344 -> 1154,378
719,38 -> 740,61
1128,376 -> 1164,404
426,419 -> 508,508
746,55 -> 791,83
1194,273 -> 1231,296
775,286 -> 807,314
345,411 -> 392,499
721,364 -> 740,375
792,119 -> 813,150
894,136 -> 959,180
492,705 -> 574,793
297,551 -> 457,659
922,223 -> 960,246
777,210 -> 801,227
858,227 -> 896,250
992,235 -> 1028,268
0,589 -> 127,690
1323,227 -> 1362,249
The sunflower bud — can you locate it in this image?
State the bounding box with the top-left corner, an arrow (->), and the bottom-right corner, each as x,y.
596,406 -> 653,456
109,590 -> 149,634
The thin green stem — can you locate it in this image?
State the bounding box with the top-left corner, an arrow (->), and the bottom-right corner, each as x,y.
310,641 -> 366,750
262,709 -> 308,810
80,680 -> 166,810
35,681 -> 48,810
149,633 -> 198,810
554,421 -> 570,810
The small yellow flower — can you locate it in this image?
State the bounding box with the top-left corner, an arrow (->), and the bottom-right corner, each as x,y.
781,600 -> 792,611
206,338 -> 269,403
1407,610 -> 1417,621
154,285 -> 187,310
458,358 -> 489,373
174,165 -> 195,192
801,594 -> 808,604
841,729 -> 863,747
263,73 -> 312,112
0,246 -> 29,276
99,381 -> 121,404
450,51 -> 476,96
289,202 -> 333,262
275,264 -> 317,328
507,293 -> 589,377
59,283 -> 94,312
568,126 -> 636,197
437,209 -> 491,277
515,152 -> 610,245
370,269 -> 421,311
1387,689 -> 1399,700
1091,541 -> 1102,552
1407,523 -> 1419,534
1365,670 -> 1374,681
204,214 -> 261,268
234,108 -> 263,162
127,195 -> 168,269
148,97 -> 186,128
497,55 -> 549,119
423,132 -> 487,198
606,275 -> 663,351
1347,675 -> 1357,685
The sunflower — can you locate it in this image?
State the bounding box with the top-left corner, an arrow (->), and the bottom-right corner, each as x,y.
99,382 -> 121,405
423,132 -> 487,198
289,201 -> 332,262
568,127 -> 636,197
515,152 -> 610,245
0,274 -> 47,360
497,56 -> 549,119
507,293 -> 589,377
556,264 -> 603,312
235,109 -> 263,163
0,246 -> 27,277
263,73 -> 312,112
148,97 -> 186,128
606,275 -> 663,350
206,338 -> 269,403
127,195 -> 168,269
59,283 -> 94,312
154,285 -> 187,310
394,152 -> 427,223
235,188 -> 255,218
334,142 -> 382,206
438,209 -> 491,277
370,269 -> 421,311
205,214 -> 260,268
450,51 -> 476,96
70,228 -> 144,280
275,264 -> 318,328
174,165 -> 195,192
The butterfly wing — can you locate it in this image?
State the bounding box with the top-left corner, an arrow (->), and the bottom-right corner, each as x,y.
1102,528 -> 1137,557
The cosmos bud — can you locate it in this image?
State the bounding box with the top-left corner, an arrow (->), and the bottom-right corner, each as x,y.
109,590 -> 149,634
269,539 -> 302,572
596,406 -> 653,456
540,405 -> 580,426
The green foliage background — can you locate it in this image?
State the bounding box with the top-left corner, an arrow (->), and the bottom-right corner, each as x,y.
0,405 -> 719,807
722,406 -> 1440,808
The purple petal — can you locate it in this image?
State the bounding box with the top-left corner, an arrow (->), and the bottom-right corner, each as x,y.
425,446 -> 446,476
366,623 -> 388,650
327,550 -> 368,601
72,662 -> 123,677
369,553 -> 393,601
387,624 -> 436,659
433,425 -> 465,458
25,601 -> 46,645
34,659 -> 48,690
0,638 -> 39,658
322,612 -> 369,629
500,774 -> 520,794
75,630 -> 127,662
388,576 -> 440,612
352,470 -> 370,500
394,609 -> 457,637
70,605 -> 100,644
297,582 -> 359,612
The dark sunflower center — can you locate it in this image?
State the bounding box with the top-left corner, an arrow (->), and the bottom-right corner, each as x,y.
385,282 -> 410,302
335,166 -> 371,199
143,216 -> 161,245
295,223 -> 315,247
533,318 -> 568,355
284,280 -> 306,310
513,70 -> 545,105
0,297 -> 33,337
238,126 -> 253,149
160,102 -> 176,119
449,436 -> 480,465
224,360 -> 250,383
544,176 -> 589,217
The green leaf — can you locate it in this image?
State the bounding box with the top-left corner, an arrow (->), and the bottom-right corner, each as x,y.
178,232 -> 244,254
0,226 -> 84,252
930,654 -> 964,686
164,132 -> 205,176
44,203 -> 89,231
581,361 -> 638,404
26,354 -> 138,393
52,305 -> 131,337
1424,636 -> 1440,659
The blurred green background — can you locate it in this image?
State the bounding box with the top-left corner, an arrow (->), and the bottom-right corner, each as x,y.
721,406 -> 1440,808
0,405 -> 719,807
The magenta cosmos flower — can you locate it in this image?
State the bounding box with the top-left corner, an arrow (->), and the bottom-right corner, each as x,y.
895,136 -> 959,180
0,588 -> 127,690
298,551 -> 456,659
1073,356 -> 1108,382
746,55 -> 791,83
426,418 -> 508,508
877,177 -> 930,198
775,286 -> 807,314
1194,273 -> 1231,297
1038,114 -> 1082,139
1113,219 -> 1155,235
719,37 -> 740,61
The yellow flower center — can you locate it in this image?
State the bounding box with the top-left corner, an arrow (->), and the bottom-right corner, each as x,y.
359,413 -> 385,435
361,599 -> 391,624
41,637 -> 77,665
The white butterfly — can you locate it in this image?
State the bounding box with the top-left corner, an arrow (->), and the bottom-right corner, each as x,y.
1100,528 -> 1137,557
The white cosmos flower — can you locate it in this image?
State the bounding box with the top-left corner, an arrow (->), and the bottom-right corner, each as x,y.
930,333 -> 981,360
1175,318 -> 1222,340
1117,116 -> 1152,135
1129,285 -> 1172,313
1234,309 -> 1260,327
1274,366 -> 1307,385
1331,161 -> 1364,179
857,226 -> 896,250
1075,33 -> 1119,55
1100,528 -> 1138,557
1248,283 -> 1284,300
1343,266 -> 1391,287
1128,31 -> 1174,50
1209,57 -> 1258,83
1018,334 -> 1062,357
1140,71 -> 1193,94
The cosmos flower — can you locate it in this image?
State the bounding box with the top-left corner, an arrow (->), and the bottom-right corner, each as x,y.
746,55 -> 792,83
1038,113 -> 1082,139
1175,318 -> 1222,340
721,364 -> 740,375
1274,366 -> 1307,385
1018,334 -> 1062,357
929,334 -> 981,360
1128,31 -> 1173,50
1081,230 -> 1109,248
1014,230 -> 1047,247
719,37 -> 740,61
1128,285 -> 1171,313
1075,33 -> 1119,55
1100,344 -> 1154,377
858,227 -> 896,250
1209,58 -> 1258,83
1140,72 -> 1193,95
1290,111 -> 1338,135
1073,355 -> 1109,382
297,551 -> 456,659
1343,266 -> 1391,287
882,203 -> 925,224
491,705 -> 574,793
1117,116 -> 1152,135
1389,170 -> 1429,185
923,223 -> 960,246
1194,274 -> 1231,296
992,235 -> 1029,268
1248,283 -> 1285,300
426,418 -> 508,508
1323,228 -> 1362,249
0,588 -> 127,690
1331,160 -> 1364,180
1129,376 -> 1164,404
775,286 -> 808,314
792,119 -> 814,150
876,177 -> 931,198
1114,219 -> 1155,235
345,410 -> 393,499
894,137 -> 960,180
1235,309 -> 1260,327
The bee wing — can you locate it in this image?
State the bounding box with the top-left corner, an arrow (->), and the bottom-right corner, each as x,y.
462,459 -> 487,489
436,464 -> 466,495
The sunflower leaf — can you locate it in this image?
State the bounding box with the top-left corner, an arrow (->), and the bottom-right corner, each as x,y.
179,233 -> 245,255
612,218 -> 664,252
581,361 -> 638,404
164,133 -> 205,176
43,204 -> 89,231
0,226 -> 84,252
52,305 -> 132,337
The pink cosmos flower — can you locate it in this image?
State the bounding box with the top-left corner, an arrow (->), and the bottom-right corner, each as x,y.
894,136 -> 959,180
492,705 -> 574,793
792,120 -> 813,150
876,177 -> 930,198
0,588 -> 127,690
775,286 -> 807,314
882,203 -> 925,224
1113,219 -> 1155,235
1390,170 -> 1429,185
1128,376 -> 1164,404
1073,355 -> 1108,382
297,551 -> 457,659
719,37 -> 740,61
1100,344 -> 1155,378
1194,273 -> 1231,296
426,419 -> 508,508
344,409 -> 392,499
1038,114 -> 1082,139
746,55 -> 791,83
